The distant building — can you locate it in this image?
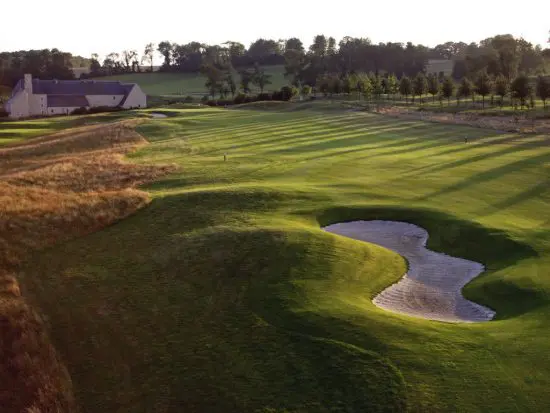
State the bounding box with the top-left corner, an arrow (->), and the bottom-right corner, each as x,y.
425,59 -> 455,78
4,74 -> 147,119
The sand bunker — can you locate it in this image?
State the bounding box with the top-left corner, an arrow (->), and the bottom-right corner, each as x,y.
150,112 -> 168,118
323,220 -> 495,323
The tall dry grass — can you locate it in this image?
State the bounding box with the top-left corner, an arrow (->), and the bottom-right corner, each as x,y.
0,121 -> 175,413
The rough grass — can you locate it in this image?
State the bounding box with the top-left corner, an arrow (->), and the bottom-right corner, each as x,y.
0,111 -> 142,146
11,103 -> 550,412
0,121 -> 175,413
95,65 -> 287,96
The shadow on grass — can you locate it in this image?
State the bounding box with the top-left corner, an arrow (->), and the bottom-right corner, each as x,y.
314,205 -> 541,320
416,151 -> 550,201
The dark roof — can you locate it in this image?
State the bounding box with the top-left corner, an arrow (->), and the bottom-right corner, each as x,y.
47,95 -> 90,108
32,79 -> 134,96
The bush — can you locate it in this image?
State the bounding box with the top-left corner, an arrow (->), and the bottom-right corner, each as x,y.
184,95 -> 194,103
201,95 -> 209,103
0,109 -> 9,118
71,107 -> 88,115
302,85 -> 312,96
257,93 -> 272,101
280,86 -> 295,101
234,93 -> 247,104
271,90 -> 283,101
88,106 -> 123,114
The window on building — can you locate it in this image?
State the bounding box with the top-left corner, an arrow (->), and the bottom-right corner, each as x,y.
113,96 -> 116,100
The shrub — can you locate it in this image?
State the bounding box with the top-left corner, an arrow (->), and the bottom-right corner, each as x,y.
234,93 -> 247,104
88,106 -> 123,114
201,95 -> 209,103
280,86 -> 294,101
257,93 -> 272,102
271,90 -> 283,101
184,95 -> 194,103
301,85 -> 312,96
0,109 -> 9,118
71,107 -> 88,115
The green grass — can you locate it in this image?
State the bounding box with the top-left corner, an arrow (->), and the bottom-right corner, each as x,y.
15,102 -> 550,412
0,111 -> 142,145
96,65 -> 287,96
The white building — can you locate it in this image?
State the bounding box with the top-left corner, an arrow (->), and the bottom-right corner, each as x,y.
4,74 -> 147,119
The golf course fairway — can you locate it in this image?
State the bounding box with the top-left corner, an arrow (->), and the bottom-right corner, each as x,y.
19,102 -> 550,412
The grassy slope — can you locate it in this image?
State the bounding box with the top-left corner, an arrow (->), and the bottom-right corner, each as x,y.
95,65 -> 287,96
16,103 -> 550,412
0,111 -> 142,146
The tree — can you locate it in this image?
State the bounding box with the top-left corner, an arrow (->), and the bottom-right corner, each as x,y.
309,35 -> 328,57
252,64 -> 272,93
413,73 -> 428,105
427,73 -> 440,103
143,43 -> 155,72
494,74 -> 509,107
360,75 -> 373,101
371,75 -> 384,100
226,72 -> 237,97
385,74 -> 399,100
239,69 -> 254,93
475,72 -> 493,109
399,76 -> 412,104
201,63 -> 225,98
122,50 -> 138,72
458,77 -> 473,105
284,38 -> 304,53
157,41 -> 172,69
536,76 -> 550,109
89,53 -> 102,76
510,73 -> 531,109
284,48 -> 306,87
441,76 -> 455,106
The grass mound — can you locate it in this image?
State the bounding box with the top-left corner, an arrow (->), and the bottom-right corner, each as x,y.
0,121 -> 175,413
23,213 -> 408,412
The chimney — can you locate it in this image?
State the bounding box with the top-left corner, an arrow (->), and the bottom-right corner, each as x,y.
24,74 -> 32,95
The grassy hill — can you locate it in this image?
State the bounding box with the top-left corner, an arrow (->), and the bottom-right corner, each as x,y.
95,65 -> 287,96
5,102 -> 550,412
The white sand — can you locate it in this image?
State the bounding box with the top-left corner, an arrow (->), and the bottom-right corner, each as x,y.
323,220 -> 495,323
150,113 -> 168,118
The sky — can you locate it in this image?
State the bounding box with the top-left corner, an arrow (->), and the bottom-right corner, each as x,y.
1,0 -> 548,59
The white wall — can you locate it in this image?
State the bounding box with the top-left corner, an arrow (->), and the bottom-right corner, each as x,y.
29,94 -> 47,116
86,95 -> 124,107
7,91 -> 29,119
121,85 -> 147,109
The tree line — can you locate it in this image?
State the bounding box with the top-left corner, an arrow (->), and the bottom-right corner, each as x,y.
0,49 -> 84,87
312,72 -> 550,110
1,33 -> 548,91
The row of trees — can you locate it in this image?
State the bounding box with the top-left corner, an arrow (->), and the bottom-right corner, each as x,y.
85,34 -> 549,82
311,72 -> 550,110
0,49 -> 79,86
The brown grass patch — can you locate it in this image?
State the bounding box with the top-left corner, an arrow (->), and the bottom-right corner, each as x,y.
0,120 -> 176,412
377,106 -> 550,134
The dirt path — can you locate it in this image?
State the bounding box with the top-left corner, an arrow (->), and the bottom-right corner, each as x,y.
323,220 -> 495,323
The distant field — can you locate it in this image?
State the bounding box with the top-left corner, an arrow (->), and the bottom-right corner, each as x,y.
95,65 -> 288,96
